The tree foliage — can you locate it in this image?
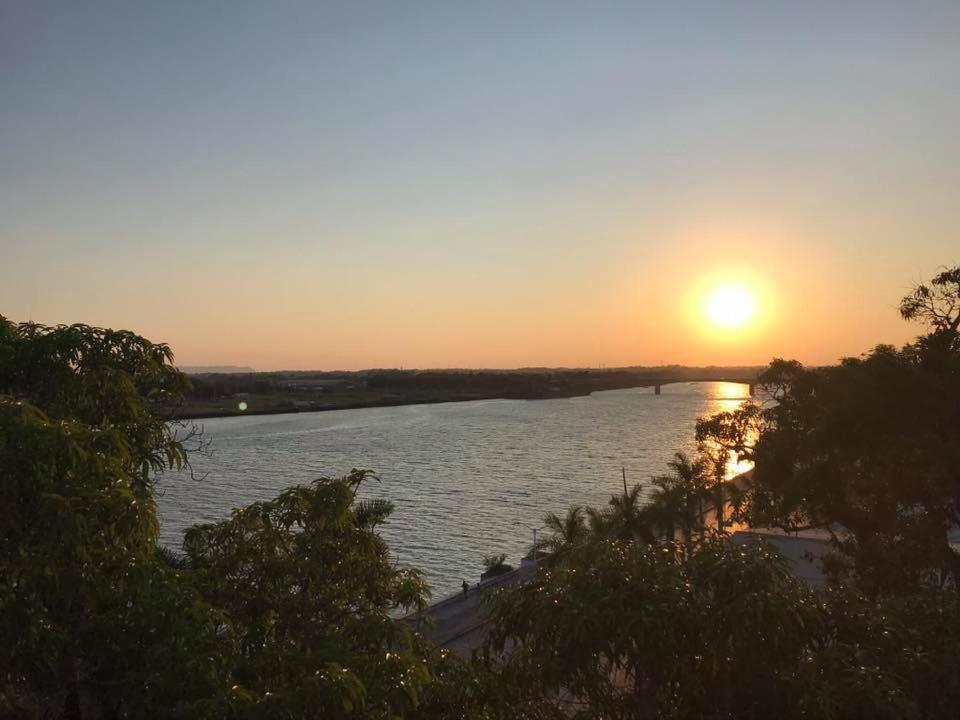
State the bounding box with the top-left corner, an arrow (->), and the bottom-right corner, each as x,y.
536,506 -> 589,560
487,536 -> 960,719
0,317 -> 226,717
0,318 -> 458,719
899,265 -> 960,349
646,452 -> 712,543
538,450 -> 734,564
182,470 -> 437,719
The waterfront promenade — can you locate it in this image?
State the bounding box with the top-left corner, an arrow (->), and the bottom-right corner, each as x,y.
409,564 -> 536,656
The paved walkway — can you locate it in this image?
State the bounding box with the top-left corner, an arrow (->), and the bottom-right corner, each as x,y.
408,565 -> 535,656
732,527 -> 832,587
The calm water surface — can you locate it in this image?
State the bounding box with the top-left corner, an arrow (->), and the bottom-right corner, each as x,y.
157,382 -> 748,598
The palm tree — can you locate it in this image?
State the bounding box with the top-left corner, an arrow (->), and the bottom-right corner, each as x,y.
648,452 -> 713,543
647,476 -> 685,542
585,505 -> 610,538
601,482 -> 657,544
353,498 -> 394,530
701,447 -> 739,533
537,505 -> 589,560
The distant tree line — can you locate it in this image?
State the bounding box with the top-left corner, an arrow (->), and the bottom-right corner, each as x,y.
186,373 -> 283,401
183,365 -> 764,409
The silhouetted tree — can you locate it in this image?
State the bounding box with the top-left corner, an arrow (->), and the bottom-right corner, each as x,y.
593,482 -> 657,544
693,265 -> 960,592
647,452 -> 712,544
489,536 -> 960,718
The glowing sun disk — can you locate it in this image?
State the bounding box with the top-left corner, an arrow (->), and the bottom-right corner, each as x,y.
706,285 -> 756,329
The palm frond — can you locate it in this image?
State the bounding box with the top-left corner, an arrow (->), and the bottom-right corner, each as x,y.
353,498 -> 394,529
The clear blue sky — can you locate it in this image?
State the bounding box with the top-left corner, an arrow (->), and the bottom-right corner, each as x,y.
2,1 -> 958,369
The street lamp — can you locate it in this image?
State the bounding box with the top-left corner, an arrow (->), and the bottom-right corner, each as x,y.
516,522 -> 546,567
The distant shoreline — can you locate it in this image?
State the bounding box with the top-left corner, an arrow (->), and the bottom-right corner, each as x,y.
165,381 -> 756,422
164,367 -> 762,422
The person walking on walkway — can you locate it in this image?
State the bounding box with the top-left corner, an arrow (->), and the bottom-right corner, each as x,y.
461,579 -> 469,600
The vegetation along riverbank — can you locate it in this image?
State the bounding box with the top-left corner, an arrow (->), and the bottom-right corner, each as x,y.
168,365 -> 764,420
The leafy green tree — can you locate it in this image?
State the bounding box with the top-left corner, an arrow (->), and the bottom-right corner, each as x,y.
488,536 -> 959,719
488,538 -> 815,718
0,317 -> 474,719
803,586 -> 960,719
183,469 -> 434,719
410,648 -> 563,720
0,318 -> 226,717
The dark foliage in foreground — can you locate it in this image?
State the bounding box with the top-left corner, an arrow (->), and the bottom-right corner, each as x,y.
0,317 -> 510,719
487,538 -> 960,719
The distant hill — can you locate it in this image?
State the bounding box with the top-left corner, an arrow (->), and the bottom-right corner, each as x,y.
178,366 -> 256,375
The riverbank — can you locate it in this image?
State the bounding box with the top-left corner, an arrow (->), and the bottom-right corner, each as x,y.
164,365 -> 763,420
164,385 -> 642,420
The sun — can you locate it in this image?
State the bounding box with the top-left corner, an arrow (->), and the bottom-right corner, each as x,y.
684,269 -> 773,341
706,285 -> 757,329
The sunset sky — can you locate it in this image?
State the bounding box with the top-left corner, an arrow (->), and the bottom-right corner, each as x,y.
2,2 -> 958,370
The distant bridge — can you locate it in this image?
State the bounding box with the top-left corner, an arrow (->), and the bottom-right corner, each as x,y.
640,377 -> 759,397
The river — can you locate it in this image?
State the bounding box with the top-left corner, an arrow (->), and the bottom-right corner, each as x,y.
156,381 -> 749,599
